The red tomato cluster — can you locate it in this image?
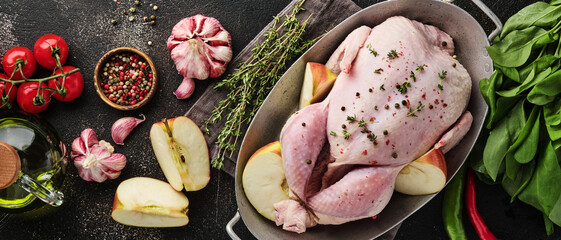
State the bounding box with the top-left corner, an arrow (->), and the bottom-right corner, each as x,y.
0,34 -> 83,113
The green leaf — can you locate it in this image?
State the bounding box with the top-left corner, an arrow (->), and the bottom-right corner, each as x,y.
488,26 -> 557,68
487,96 -> 523,130
554,138 -> 561,149
546,123 -> 561,141
528,69 -> 561,105
549,194 -> 561,226
498,55 -> 560,98
518,141 -> 561,215
505,152 -> 521,180
480,71 -> 500,116
502,160 -> 535,202
544,98 -> 561,126
553,0 -> 561,6
515,110 -> 541,164
508,106 -> 540,152
495,65 -> 520,83
483,100 -> 527,181
497,67 -> 553,97
480,71 -> 522,129
544,213 -> 555,235
519,55 -> 558,80
500,2 -> 561,39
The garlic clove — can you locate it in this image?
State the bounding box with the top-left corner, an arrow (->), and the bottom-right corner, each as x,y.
100,153 -> 127,172
174,77 -> 195,99
89,144 -> 111,160
104,170 -> 122,180
89,166 -> 108,183
81,128 -> 99,149
111,114 -> 146,145
71,137 -> 87,156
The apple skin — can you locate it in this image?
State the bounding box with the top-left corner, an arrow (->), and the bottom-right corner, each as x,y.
252,141 -> 282,156
243,141 -> 289,221
299,62 -> 338,109
111,177 -> 190,228
150,116 -> 210,192
394,148 -> 447,195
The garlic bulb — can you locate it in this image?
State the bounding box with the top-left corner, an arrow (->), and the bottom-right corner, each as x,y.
111,114 -> 145,145
167,14 -> 232,99
71,128 -> 126,182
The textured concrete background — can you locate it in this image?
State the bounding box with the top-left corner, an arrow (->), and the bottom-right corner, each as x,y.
0,0 -> 559,239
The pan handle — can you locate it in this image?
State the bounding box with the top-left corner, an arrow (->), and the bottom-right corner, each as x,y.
226,210 -> 242,240
471,0 -> 503,41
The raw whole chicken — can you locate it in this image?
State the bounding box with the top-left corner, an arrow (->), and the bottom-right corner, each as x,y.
274,16 -> 473,233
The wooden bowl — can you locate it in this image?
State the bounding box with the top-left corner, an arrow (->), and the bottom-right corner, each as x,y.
94,47 -> 158,111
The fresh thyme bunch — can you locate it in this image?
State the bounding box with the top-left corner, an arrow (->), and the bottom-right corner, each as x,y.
205,0 -> 319,169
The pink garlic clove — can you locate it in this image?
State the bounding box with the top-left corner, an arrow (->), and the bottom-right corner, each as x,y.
89,144 -> 112,160
111,114 -> 146,145
104,170 -> 122,180
170,38 -> 210,80
174,77 -> 195,99
99,153 -> 127,172
80,128 -> 99,150
71,137 -> 87,157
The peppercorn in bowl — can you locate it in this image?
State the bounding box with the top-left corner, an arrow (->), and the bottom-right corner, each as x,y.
94,47 -> 157,111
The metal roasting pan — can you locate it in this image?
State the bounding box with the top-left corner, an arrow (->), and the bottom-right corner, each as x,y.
227,0 -> 502,239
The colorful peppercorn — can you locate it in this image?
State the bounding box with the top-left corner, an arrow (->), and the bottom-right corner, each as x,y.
100,52 -> 153,106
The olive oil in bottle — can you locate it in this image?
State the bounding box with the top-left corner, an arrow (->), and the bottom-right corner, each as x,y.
0,111 -> 67,213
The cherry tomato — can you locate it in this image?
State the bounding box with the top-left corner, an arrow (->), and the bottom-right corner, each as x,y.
0,73 -> 17,108
34,34 -> 69,69
48,66 -> 83,102
17,82 -> 50,113
2,46 -> 37,80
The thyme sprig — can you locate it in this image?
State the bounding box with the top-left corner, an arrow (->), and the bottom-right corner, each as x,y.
366,43 -> 378,57
437,70 -> 447,95
204,0 -> 320,169
407,102 -> 425,117
333,116 -> 378,142
397,64 -> 425,94
387,49 -> 399,59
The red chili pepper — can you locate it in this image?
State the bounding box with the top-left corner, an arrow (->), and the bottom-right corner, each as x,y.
466,168 -> 499,240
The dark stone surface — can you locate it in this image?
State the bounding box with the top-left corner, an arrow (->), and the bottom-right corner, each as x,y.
0,0 -> 559,239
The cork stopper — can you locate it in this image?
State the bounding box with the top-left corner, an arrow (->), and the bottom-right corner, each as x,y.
0,142 -> 21,189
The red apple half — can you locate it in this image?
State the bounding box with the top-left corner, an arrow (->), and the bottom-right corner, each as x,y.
394,148 -> 447,195
150,116 -> 210,192
242,141 -> 289,221
299,62 -> 338,109
112,177 -> 190,227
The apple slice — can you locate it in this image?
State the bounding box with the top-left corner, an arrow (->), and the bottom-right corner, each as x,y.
242,141 -> 288,221
299,62 -> 338,109
150,116 -> 210,192
394,148 -> 447,195
112,177 -> 190,227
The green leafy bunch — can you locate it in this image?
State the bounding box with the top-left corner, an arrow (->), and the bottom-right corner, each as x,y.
473,0 -> 561,235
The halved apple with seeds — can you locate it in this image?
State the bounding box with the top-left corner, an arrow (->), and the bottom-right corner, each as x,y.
299,62 -> 338,109
150,116 -> 210,192
242,141 -> 289,221
111,177 -> 190,227
394,148 -> 447,195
